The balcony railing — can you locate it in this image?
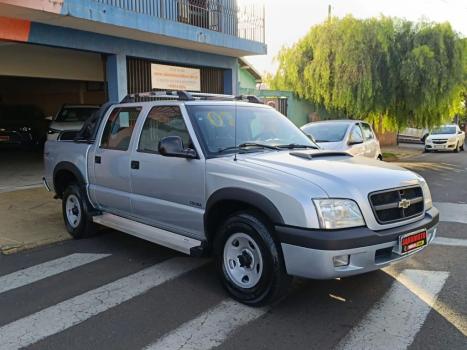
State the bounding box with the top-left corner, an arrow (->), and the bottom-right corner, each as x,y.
92,0 -> 265,43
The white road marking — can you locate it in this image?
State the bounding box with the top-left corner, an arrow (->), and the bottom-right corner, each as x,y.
0,257 -> 207,350
434,202 -> 467,224
433,237 -> 467,248
0,253 -> 110,294
145,300 -> 267,350
336,269 -> 449,350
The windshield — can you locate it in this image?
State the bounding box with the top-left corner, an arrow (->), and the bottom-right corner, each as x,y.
302,123 -> 349,142
431,126 -> 456,135
56,107 -> 98,122
186,105 -> 314,156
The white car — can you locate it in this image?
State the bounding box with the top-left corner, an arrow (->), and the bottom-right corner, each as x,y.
425,124 -> 465,152
47,104 -> 99,140
301,120 -> 383,159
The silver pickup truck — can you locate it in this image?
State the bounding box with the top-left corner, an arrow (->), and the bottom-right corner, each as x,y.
44,91 -> 439,306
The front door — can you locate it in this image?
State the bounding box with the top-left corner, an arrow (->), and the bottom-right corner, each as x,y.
90,106 -> 142,216
130,105 -> 205,238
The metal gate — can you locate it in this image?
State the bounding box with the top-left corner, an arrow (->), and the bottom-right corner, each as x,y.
127,57 -> 224,94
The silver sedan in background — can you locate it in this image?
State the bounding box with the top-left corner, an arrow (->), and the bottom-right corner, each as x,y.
301,120 -> 382,159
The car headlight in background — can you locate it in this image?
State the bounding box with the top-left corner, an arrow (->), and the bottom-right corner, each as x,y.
419,179 -> 433,210
313,199 -> 365,229
48,128 -> 60,135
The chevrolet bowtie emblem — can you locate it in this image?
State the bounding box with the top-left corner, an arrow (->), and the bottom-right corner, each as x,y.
398,198 -> 411,209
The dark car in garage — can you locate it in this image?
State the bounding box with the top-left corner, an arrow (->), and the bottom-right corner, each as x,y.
0,105 -> 48,149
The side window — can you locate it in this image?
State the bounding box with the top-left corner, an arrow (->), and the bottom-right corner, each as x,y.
100,107 -> 142,151
138,106 -> 191,154
349,125 -> 364,143
361,123 -> 374,140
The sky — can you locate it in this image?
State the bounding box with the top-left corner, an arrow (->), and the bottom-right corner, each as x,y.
245,0 -> 467,75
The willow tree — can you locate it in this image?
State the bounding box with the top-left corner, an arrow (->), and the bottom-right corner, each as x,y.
268,16 -> 465,129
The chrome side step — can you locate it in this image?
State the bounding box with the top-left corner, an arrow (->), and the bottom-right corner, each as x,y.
93,213 -> 202,255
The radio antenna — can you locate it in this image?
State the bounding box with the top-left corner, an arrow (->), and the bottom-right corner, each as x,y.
234,101 -> 238,161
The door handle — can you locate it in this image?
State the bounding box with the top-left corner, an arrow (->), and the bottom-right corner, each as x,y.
131,160 -> 140,170
95,156 -> 101,164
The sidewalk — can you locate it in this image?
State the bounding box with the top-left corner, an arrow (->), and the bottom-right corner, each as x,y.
382,144 -> 423,161
0,187 -> 69,254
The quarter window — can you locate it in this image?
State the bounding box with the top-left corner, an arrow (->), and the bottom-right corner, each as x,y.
100,107 -> 142,151
138,106 -> 191,153
361,123 -> 374,140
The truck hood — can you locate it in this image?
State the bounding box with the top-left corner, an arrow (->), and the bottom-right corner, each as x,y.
241,150 -> 420,197
315,141 -> 346,151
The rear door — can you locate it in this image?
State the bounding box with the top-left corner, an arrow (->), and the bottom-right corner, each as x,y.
89,106 -> 143,216
129,104 -> 205,238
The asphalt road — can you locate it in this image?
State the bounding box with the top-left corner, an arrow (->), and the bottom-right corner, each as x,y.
0,147 -> 466,350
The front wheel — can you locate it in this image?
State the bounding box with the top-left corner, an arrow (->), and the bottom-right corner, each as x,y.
454,142 -> 460,153
214,212 -> 291,306
62,184 -> 97,239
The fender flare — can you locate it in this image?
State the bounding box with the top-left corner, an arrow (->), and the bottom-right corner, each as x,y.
53,161 -> 86,194
204,188 -> 285,232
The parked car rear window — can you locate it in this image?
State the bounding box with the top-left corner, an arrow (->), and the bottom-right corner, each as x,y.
56,107 -> 99,122
100,107 -> 141,151
302,123 -> 349,142
138,106 -> 191,154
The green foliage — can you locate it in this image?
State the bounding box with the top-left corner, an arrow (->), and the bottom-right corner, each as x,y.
267,16 -> 466,130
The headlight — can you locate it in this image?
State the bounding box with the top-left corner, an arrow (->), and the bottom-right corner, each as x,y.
419,179 -> 432,210
313,199 -> 365,229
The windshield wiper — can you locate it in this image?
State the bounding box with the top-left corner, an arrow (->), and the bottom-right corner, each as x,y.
277,143 -> 319,150
218,142 -> 280,153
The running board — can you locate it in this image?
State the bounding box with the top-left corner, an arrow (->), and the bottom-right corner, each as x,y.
93,213 -> 202,255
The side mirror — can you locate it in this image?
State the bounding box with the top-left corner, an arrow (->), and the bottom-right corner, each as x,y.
158,136 -> 197,159
458,130 -> 463,134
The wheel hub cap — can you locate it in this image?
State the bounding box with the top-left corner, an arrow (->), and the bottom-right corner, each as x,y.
65,194 -> 81,229
223,232 -> 263,289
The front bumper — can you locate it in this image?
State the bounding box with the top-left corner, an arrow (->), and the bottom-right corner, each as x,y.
425,141 -> 457,151
276,208 -> 439,279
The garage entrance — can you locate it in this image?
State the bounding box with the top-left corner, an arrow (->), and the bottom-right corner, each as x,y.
0,42 -> 106,192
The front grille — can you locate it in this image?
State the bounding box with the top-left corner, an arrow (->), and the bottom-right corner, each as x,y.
369,186 -> 424,224
432,139 -> 447,144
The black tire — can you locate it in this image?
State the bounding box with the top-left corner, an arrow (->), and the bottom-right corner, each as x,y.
62,184 -> 97,239
377,154 -> 383,160
214,212 -> 291,306
461,143 -> 465,151
424,148 -> 430,153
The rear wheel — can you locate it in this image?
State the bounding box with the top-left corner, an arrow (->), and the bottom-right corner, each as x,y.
214,212 -> 291,306
62,184 -> 97,239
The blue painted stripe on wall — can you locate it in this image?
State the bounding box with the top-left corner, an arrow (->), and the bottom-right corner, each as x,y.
28,22 -> 237,71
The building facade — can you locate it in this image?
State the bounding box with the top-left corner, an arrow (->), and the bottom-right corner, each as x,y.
0,0 -> 265,115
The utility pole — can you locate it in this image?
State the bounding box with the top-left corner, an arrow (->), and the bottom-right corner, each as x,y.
328,4 -> 332,20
